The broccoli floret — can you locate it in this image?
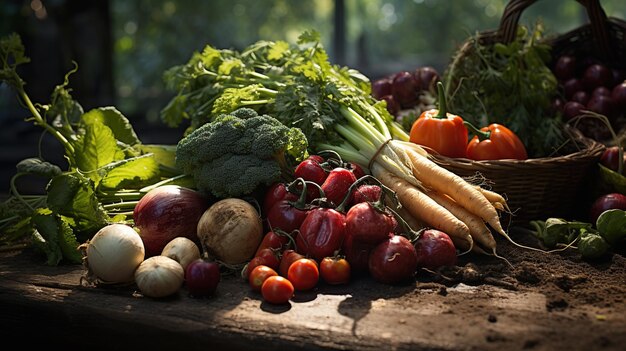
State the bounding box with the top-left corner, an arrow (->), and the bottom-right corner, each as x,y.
176,108 -> 308,198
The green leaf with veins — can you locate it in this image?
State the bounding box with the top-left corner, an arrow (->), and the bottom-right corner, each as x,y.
99,154 -> 160,190
82,107 -> 141,146
46,173 -> 108,237
74,121 -> 119,177
31,208 -> 81,265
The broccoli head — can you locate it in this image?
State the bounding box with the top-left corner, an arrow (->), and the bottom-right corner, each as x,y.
176,108 -> 308,198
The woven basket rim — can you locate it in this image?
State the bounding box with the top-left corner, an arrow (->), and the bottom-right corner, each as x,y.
428,125 -> 606,168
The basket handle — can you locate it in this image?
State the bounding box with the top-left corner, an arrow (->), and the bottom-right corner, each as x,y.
497,0 -> 614,60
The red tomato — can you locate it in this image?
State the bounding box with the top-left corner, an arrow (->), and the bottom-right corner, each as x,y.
261,276 -> 294,304
341,232 -> 374,273
255,231 -> 291,257
345,202 -> 395,246
279,249 -> 305,277
350,184 -> 382,207
242,249 -> 280,279
294,158 -> 328,185
288,258 -> 320,291
307,154 -> 324,163
248,265 -> 278,292
263,182 -> 298,215
320,257 -> 350,285
348,162 -> 366,179
266,199 -> 309,233
321,167 -> 357,206
255,248 -> 280,269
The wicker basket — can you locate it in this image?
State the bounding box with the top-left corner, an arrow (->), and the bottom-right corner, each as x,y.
432,0 -> 616,224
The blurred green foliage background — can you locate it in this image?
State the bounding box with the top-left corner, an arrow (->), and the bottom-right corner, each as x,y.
1,0 -> 625,125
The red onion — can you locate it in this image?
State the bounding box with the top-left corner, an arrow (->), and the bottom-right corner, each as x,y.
134,185 -> 210,257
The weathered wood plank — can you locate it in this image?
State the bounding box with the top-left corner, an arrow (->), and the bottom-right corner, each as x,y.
1,249 -> 625,351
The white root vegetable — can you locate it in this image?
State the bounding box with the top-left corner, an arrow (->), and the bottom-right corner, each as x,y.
83,223 -> 145,284
197,198 -> 263,265
135,256 -> 184,298
161,237 -> 201,270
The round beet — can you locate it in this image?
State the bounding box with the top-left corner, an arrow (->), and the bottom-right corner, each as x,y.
571,91 -> 589,105
413,66 -> 440,92
562,101 -> 585,121
391,71 -> 418,108
368,235 -> 418,284
563,78 -> 584,99
582,64 -> 612,91
553,55 -> 578,81
611,81 -> 626,109
371,78 -> 392,100
587,94 -> 615,119
414,229 -> 457,270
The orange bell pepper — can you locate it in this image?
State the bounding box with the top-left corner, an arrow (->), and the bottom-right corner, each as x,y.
465,122 -> 528,161
409,82 -> 468,158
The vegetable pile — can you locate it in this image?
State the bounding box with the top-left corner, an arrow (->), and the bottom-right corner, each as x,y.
10,28 -> 614,307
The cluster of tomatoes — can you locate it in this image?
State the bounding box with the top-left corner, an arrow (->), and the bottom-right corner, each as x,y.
242,152 -> 421,304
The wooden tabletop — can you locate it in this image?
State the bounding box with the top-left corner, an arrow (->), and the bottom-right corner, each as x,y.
1,247 -> 625,351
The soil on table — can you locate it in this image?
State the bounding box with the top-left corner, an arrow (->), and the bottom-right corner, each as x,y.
407,228 -> 626,350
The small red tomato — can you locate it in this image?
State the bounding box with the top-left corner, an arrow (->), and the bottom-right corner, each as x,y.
263,182 -> 298,215
294,158 -> 328,185
242,249 -> 280,279
320,167 -> 358,206
347,162 -> 366,179
288,258 -> 320,291
261,276 -> 294,304
279,249 -> 305,277
307,154 -> 325,163
320,257 -> 350,285
350,184 -> 382,206
255,231 -> 291,257
248,265 -> 278,292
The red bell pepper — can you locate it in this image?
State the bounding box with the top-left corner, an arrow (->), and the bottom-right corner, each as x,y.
465,122 -> 528,161
296,207 -> 346,261
409,82 -> 468,158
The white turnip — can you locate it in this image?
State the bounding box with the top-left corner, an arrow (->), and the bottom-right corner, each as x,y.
83,223 -> 145,284
161,237 -> 201,271
135,255 -> 184,298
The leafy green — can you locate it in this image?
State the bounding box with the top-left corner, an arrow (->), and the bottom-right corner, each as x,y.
160,29 -> 405,151
577,229 -> 609,259
15,158 -> 62,178
444,24 -> 562,157
530,213 -> 624,259
0,32 -> 186,265
82,107 -> 141,146
596,209 -> 626,245
31,208 -> 82,265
